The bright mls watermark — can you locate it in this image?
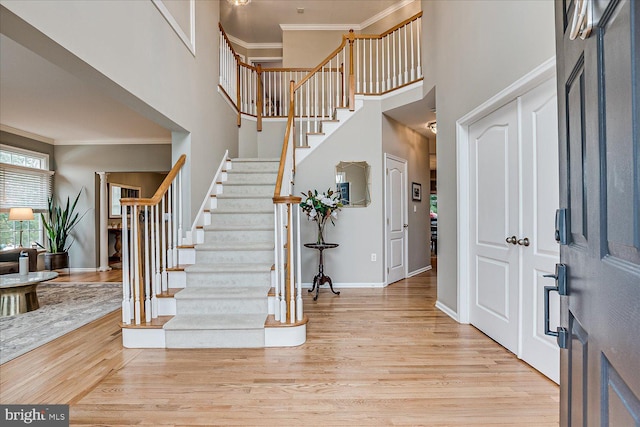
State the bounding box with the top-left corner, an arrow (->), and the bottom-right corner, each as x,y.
1,405 -> 68,426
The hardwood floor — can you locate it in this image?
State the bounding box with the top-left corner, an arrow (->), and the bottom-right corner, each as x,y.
0,269 -> 559,426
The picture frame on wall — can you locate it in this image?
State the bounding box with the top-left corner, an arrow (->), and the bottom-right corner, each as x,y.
412,182 -> 422,201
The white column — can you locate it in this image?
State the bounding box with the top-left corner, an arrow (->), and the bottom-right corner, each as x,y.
97,172 -> 111,272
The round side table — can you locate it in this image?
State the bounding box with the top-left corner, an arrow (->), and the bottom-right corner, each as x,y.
304,243 -> 340,301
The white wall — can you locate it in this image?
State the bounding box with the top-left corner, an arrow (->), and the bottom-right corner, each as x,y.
1,0 -> 239,228
420,0 -> 556,314
295,100 -> 384,286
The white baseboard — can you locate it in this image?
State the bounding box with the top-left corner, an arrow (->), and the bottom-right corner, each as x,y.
68,267 -> 100,272
302,282 -> 386,289
435,300 -> 459,322
408,265 -> 432,277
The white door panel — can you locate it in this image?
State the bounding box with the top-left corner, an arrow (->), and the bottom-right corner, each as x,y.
469,100 -> 520,355
519,77 -> 560,383
385,155 -> 407,285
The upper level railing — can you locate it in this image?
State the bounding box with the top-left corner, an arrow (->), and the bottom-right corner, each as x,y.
219,11 -> 423,136
120,155 -> 185,325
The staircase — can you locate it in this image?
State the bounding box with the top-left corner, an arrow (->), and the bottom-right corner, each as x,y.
164,159 -> 278,348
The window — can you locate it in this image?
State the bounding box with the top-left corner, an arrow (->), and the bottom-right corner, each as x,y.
0,145 -> 53,249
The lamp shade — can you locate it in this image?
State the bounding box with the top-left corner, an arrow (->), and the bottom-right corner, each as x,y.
9,207 -> 34,221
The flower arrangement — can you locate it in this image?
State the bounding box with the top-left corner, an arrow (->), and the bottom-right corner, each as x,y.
300,189 -> 343,244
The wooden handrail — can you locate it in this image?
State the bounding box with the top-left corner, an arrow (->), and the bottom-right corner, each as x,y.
121,154 -> 186,206
261,67 -> 313,73
274,81 -> 296,198
219,23 -> 239,60
294,37 -> 348,91
355,11 -> 423,39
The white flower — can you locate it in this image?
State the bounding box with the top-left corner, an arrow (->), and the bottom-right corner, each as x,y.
306,199 -> 314,206
321,197 -> 335,207
309,208 -> 317,218
331,211 -> 338,219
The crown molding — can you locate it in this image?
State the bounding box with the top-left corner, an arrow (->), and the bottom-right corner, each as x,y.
0,124 -> 55,145
359,0 -> 416,30
279,23 -> 355,32
226,34 -> 283,50
53,138 -> 172,146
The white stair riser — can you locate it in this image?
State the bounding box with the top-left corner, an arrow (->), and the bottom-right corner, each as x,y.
230,161 -> 279,172
221,184 -> 274,196
196,249 -> 273,264
204,228 -> 274,244
168,270 -> 186,288
226,172 -> 277,184
186,271 -> 271,288
216,197 -> 273,211
158,297 -> 176,316
176,298 -> 268,314
210,213 -> 273,227
178,247 -> 195,265
165,329 -> 265,348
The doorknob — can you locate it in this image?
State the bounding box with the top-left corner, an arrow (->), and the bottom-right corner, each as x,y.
517,237 -> 530,246
403,224 -> 408,228
505,236 -> 517,245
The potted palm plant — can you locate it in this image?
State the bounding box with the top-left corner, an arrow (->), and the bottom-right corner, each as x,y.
41,189 -> 86,270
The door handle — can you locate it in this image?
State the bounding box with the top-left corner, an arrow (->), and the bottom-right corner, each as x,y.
543,263 -> 568,349
517,237 -> 530,246
505,236 -> 517,245
403,224 -> 408,229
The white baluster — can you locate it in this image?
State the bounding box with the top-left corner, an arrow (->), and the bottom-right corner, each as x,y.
404,25 -> 409,84
417,17 -> 422,78
273,204 -> 281,322
144,205 -> 151,323
387,35 -> 392,89
132,205 -> 141,325
154,204 -> 161,298
288,204 -> 295,324
279,205 -> 286,323
152,204 -> 160,317
376,38 -> 380,93
161,195 -> 168,292
178,171 -> 183,247
121,204 -> 130,324
410,20 -> 415,82
295,204 -> 303,322
172,182 -> 178,267
369,38 -> 373,93
392,31 -> 397,88
166,186 -> 173,268
356,40 -> 360,93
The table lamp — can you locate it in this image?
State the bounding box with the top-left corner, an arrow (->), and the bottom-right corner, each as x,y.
9,207 -> 34,247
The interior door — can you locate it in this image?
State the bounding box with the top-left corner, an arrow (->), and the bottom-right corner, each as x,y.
468,101 -> 520,354
555,0 -> 640,424
385,155 -> 407,284
519,78 -> 561,383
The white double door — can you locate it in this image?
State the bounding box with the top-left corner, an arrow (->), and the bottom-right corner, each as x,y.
468,78 -> 560,382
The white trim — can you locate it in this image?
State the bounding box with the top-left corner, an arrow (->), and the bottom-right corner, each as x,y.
227,34 -> 282,50
408,265 -> 432,277
360,0 -> 416,30
302,282 -> 386,288
151,0 -> 196,56
68,267 -> 101,272
0,144 -> 50,169
280,23 -> 355,32
265,324 -> 306,347
53,138 -> 171,146
0,124 -> 54,145
456,56 -> 556,325
122,328 -> 166,348
247,56 -> 283,65
435,300 -> 460,322
190,150 -> 229,238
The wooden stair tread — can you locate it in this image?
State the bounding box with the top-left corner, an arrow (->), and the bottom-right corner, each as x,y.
120,315 -> 173,329
167,265 -> 189,272
264,314 -> 308,328
157,288 -> 182,298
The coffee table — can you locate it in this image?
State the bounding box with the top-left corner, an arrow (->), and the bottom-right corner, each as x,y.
0,271 -> 59,317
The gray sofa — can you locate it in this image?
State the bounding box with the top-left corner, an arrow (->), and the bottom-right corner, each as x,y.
0,248 -> 38,275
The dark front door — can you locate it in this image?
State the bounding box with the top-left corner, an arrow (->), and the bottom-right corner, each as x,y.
555,0 -> 640,425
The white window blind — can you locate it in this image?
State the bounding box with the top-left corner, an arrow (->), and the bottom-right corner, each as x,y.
0,163 -> 54,212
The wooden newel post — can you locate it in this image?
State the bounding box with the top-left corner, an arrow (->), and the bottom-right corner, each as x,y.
348,29 -> 355,111
256,64 -> 263,132
236,61 -> 241,127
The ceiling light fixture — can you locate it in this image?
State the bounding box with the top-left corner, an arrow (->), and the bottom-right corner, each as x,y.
227,0 -> 251,6
427,121 -> 437,134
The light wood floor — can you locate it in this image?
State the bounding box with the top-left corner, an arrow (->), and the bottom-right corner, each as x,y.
0,268 -> 559,426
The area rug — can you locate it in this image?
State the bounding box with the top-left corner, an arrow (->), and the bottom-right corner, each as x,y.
0,281 -> 122,364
